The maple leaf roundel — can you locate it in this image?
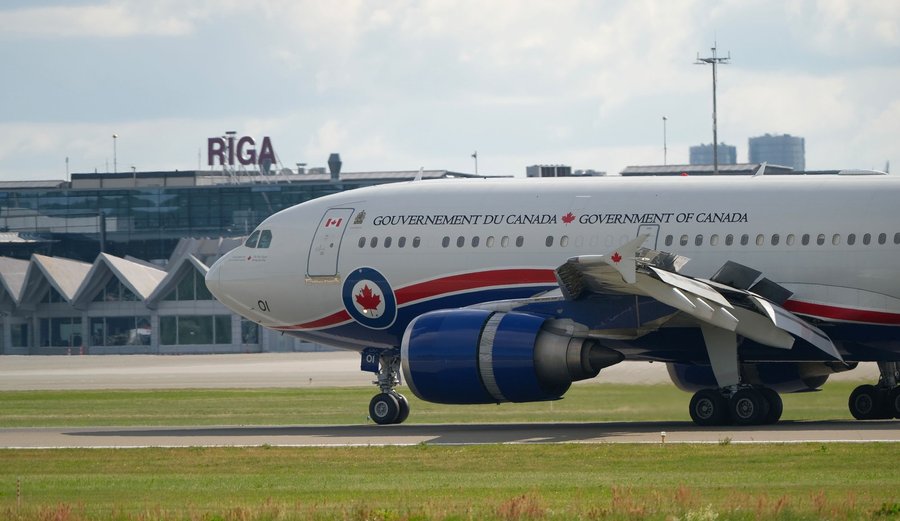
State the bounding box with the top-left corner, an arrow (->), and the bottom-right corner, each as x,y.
341,267 -> 397,330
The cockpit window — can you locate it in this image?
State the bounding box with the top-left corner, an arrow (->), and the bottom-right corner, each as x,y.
244,230 -> 260,248
257,229 -> 273,249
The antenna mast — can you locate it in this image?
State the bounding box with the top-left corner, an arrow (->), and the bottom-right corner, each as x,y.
695,43 -> 730,175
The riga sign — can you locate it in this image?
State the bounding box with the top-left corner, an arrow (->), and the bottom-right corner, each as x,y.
208,135 -> 276,167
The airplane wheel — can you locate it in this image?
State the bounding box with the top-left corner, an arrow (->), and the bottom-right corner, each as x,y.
888,387 -> 900,419
369,393 -> 400,425
730,388 -> 769,426
848,384 -> 883,420
689,389 -> 729,426
396,393 -> 410,424
759,387 -> 783,424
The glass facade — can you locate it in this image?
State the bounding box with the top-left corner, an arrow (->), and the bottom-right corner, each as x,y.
0,179 -> 366,261
90,316 -> 151,347
160,315 -> 232,345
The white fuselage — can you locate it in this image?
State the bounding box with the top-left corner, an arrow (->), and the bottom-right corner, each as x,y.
206,175 -> 900,353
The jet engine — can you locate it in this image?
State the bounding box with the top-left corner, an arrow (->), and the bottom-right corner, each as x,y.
666,361 -> 858,394
400,309 -> 623,404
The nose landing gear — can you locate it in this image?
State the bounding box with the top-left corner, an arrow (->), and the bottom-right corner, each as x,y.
363,348 -> 410,425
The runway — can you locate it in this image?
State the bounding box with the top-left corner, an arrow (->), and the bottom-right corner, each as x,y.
1,420 -> 897,448
1,353 -> 891,448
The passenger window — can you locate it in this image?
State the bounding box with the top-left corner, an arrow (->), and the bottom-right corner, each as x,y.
501,236 -> 510,248
413,237 -> 421,248
802,234 -> 810,246
472,236 -> 480,248
894,233 -> 900,245
816,234 -> 825,246
370,237 -> 378,248
832,234 -> 840,246
771,234 -> 779,246
710,234 -> 719,246
456,236 -> 465,248
560,236 -> 569,247
786,234 -> 795,246
384,236 -> 392,248
244,230 -> 260,248
358,237 -> 366,248
725,234 -> 734,246
680,235 -> 688,246
879,233 -> 887,245
487,236 -> 495,248
863,233 -> 871,245
516,236 -> 525,247
545,236 -> 554,247
740,234 -> 749,246
398,237 -> 407,248
694,235 -> 703,246
665,235 -> 673,247
847,234 -> 855,246
442,236 -> 450,248
756,234 -> 764,246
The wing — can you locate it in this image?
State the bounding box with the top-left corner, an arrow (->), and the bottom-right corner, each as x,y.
548,235 -> 841,387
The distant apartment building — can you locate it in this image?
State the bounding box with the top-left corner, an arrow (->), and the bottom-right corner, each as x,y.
748,133 -> 805,171
689,143 -> 737,165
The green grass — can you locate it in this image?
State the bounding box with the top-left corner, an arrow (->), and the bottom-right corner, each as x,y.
1,444 -> 898,520
0,382 -> 863,428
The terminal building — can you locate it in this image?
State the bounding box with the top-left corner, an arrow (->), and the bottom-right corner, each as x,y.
0,160 -> 484,354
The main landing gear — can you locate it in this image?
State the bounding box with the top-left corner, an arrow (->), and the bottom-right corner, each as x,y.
364,348 -> 410,425
848,361 -> 900,420
689,385 -> 783,426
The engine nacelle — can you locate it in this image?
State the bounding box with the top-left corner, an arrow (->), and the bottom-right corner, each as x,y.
401,309 -> 623,404
666,361 -> 858,393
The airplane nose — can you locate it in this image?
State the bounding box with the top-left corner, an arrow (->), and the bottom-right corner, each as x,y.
204,257 -> 223,301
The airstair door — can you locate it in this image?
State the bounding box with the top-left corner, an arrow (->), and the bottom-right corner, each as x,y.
307,208 -> 355,278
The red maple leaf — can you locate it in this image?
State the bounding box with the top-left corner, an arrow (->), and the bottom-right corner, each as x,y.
611,252 -> 622,263
562,212 -> 575,224
355,284 -> 382,311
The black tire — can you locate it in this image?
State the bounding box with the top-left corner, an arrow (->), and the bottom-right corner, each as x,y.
759,387 -> 783,424
848,384 -> 883,420
369,393 -> 400,425
730,387 -> 769,426
888,387 -> 900,419
689,389 -> 729,426
395,393 -> 410,424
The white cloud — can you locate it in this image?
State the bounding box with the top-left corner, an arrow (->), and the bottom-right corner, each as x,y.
0,3 -> 194,38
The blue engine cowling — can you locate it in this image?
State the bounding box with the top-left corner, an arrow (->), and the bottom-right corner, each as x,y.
666,361 -> 857,393
401,309 -> 623,404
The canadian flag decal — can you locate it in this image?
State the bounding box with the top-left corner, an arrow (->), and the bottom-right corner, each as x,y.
325,218 -> 343,228
611,252 -> 622,263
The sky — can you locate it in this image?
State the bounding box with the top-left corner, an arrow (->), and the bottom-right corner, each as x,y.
0,0 -> 898,180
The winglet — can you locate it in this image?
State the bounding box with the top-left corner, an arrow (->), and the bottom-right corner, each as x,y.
414,167 -> 424,181
603,234 -> 649,284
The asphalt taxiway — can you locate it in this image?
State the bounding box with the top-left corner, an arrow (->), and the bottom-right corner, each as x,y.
1,420 -> 897,448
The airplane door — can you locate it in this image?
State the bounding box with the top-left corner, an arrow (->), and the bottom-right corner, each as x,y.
307,208 -> 355,277
637,224 -> 660,249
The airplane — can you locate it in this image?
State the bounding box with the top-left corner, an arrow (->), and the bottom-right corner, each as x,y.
205,171 -> 900,426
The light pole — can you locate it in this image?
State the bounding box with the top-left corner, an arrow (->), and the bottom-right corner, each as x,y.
112,134 -> 118,174
662,116 -> 668,166
472,151 -> 478,175
695,44 -> 730,175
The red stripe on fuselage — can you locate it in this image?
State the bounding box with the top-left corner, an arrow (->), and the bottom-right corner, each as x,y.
394,268 -> 557,305
784,300 -> 900,325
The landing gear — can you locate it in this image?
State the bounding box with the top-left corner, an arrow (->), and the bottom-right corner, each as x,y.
688,386 -> 782,426
364,348 -> 410,425
848,361 -> 899,420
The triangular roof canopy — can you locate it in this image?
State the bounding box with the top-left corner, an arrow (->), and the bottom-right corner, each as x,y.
145,254 -> 210,310
0,256 -> 29,312
18,254 -> 92,309
71,253 -> 167,309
